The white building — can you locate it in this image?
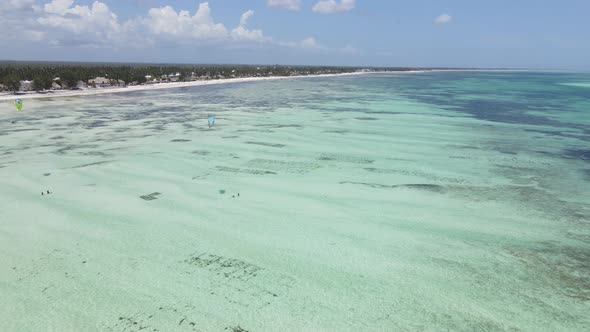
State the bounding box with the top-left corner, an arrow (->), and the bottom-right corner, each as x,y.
19,80 -> 34,91
88,77 -> 125,88
88,77 -> 111,88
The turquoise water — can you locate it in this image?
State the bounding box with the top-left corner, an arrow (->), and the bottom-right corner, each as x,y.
0,72 -> 589,331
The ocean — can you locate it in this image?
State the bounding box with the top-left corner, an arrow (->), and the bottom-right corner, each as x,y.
1,71 -> 589,331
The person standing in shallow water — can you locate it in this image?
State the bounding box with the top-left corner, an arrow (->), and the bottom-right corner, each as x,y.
208,116 -> 215,128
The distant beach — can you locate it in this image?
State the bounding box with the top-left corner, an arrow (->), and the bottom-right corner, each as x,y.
0,71 -> 373,102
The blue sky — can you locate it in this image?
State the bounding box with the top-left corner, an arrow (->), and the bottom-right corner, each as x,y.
1,0 -> 589,70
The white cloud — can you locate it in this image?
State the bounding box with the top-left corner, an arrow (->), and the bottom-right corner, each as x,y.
239,10 -> 254,27
312,0 -> 355,14
43,0 -> 74,15
38,1 -> 124,44
5,0 -> 333,54
280,37 -> 323,49
267,0 -> 301,11
434,14 -> 452,24
300,37 -> 319,48
231,10 -> 267,42
8,0 -> 38,11
146,2 -> 228,40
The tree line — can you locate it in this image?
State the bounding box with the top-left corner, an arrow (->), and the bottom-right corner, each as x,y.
0,62 -> 423,92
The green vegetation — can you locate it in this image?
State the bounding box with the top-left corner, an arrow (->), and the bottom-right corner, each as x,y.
0,61 -> 462,92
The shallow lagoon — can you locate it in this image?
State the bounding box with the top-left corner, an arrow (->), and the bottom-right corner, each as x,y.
0,72 -> 589,331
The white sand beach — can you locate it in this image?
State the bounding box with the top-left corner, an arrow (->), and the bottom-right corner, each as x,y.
0,71 -> 373,102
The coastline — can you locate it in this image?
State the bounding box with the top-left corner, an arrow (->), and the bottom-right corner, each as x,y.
0,71 -> 372,102
0,69 -> 541,102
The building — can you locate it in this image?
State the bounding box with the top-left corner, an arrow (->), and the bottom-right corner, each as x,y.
169,73 -> 181,82
19,80 -> 34,91
88,77 -> 125,88
51,82 -> 62,90
76,81 -> 88,89
88,77 -> 111,88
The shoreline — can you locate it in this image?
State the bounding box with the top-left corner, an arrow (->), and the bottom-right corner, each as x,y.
0,71 -> 371,102
0,69 -> 541,102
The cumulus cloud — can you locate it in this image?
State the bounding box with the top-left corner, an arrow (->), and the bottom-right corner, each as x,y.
37,0 -> 127,45
239,10 -> 254,27
231,10 -> 267,42
8,0 -> 38,11
280,37 -> 323,49
4,0 -> 339,54
434,14 -> 452,24
312,0 -> 355,14
43,0 -> 73,14
145,2 -> 228,40
267,0 -> 301,11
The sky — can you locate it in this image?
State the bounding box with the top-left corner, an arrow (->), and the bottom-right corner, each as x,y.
1,0 -> 589,70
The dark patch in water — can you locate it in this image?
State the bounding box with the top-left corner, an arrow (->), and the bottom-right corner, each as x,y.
236,129 -> 274,133
323,130 -> 349,134
81,151 -> 109,157
4,128 -> 40,133
355,117 -> 378,120
87,120 -> 108,129
50,135 -> 65,140
44,173 -> 51,176
185,252 -> 262,281
507,242 -> 590,301
496,149 -> 518,155
55,144 -> 99,155
68,160 -> 114,169
525,129 -> 590,142
222,135 -> 239,139
215,166 -> 276,175
318,153 -> 374,164
446,144 -> 480,150
340,181 -> 447,193
246,158 -> 321,174
563,148 -> 590,162
140,192 -> 161,201
171,139 -> 191,142
245,141 -> 286,148
258,123 -> 303,128
191,150 -> 210,155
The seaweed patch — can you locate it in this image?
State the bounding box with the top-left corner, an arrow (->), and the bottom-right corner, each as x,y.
185,253 -> 263,282
215,166 -> 276,175
181,251 -> 295,309
68,160 -> 114,169
244,141 -> 286,148
318,153 -> 374,164
140,192 -> 162,201
245,158 -> 321,174
108,304 -> 200,332
191,150 -> 210,155
339,181 -> 447,193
